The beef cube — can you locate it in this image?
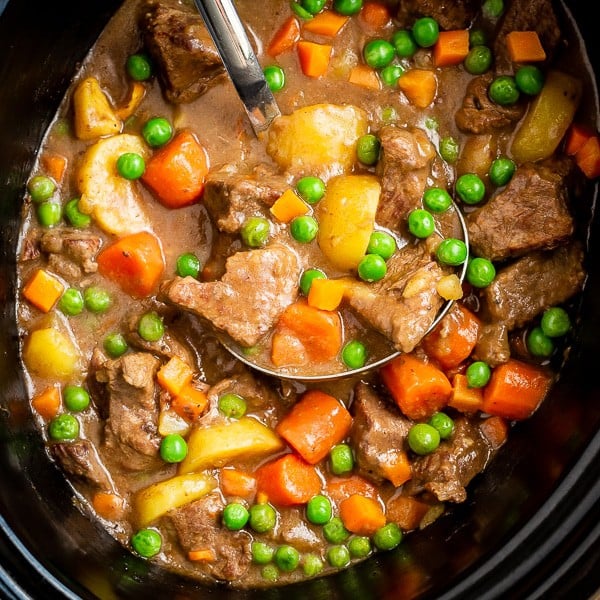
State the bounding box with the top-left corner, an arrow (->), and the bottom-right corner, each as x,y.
455,74 -> 526,135
473,322 -> 510,367
169,494 -> 251,581
161,244 -> 300,347
481,243 -> 585,330
40,228 -> 101,280
141,1 -> 225,103
350,383 -> 412,486
396,0 -> 478,30
406,417 -> 492,503
272,508 -> 323,552
376,126 -> 435,231
203,164 -> 289,233
50,440 -> 112,489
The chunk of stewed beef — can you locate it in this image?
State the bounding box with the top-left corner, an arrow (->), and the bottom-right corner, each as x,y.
141,0 -> 225,103
473,322 -> 511,367
203,164 -> 289,233
455,74 -> 526,135
39,228 -> 101,280
406,417 -> 492,503
50,440 -> 112,490
480,243 -> 585,330
350,383 -> 412,486
169,493 -> 252,581
161,244 -> 300,347
467,163 -> 574,261
396,0 -> 478,30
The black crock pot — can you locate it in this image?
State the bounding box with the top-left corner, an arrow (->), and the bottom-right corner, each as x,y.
1,1 -> 599,598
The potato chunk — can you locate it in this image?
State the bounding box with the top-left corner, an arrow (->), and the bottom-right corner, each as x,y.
267,103 -> 368,177
77,134 -> 152,235
73,77 -> 122,140
23,327 -> 82,381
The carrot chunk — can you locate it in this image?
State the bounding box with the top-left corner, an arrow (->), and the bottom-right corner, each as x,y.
269,189 -> 310,223
141,130 -> 209,208
97,231 -> 165,298
220,468 -> 257,499
448,373 -> 484,413
276,389 -> 352,464
433,30 -> 470,67
303,10 -> 349,37
481,359 -> 553,420
171,383 -> 208,422
41,153 -> 67,184
266,16 -> 301,57
565,123 -> 595,155
381,354 -> 452,420
156,356 -> 194,396
326,474 -> 379,505
378,449 -> 412,487
22,268 -> 65,313
188,549 -> 216,562
386,495 -> 430,531
307,278 -> 348,311
505,31 -> 546,62
360,2 -> 391,29
31,386 -> 61,421
348,65 -> 381,90
297,40 -> 332,78
255,453 -> 321,506
479,415 -> 509,449
398,69 -> 437,108
339,494 -> 386,535
575,135 -> 600,179
92,492 -> 125,521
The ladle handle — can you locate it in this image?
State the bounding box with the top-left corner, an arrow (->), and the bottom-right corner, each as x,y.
193,0 -> 281,134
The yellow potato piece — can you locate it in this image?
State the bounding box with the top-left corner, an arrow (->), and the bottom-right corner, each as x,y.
77,134 -> 152,235
135,473 -> 216,527
267,103 -> 368,177
178,417 -> 284,475
73,77 -> 122,141
317,175 -> 381,271
23,327 -> 81,381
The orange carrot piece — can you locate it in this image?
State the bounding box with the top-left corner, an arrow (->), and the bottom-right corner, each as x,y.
92,492 -> 125,521
141,130 -> 209,208
297,40 -> 332,78
433,30 -> 470,67
505,31 -> 546,62
255,453 -> 321,506
386,495 -> 430,531
307,278 -> 348,311
266,16 -> 301,57
326,474 -> 379,505
348,64 -> 381,90
220,468 -> 257,499
31,386 -> 61,421
379,449 -> 412,487
156,356 -> 194,396
479,415 -> 509,449
481,359 -> 553,420
565,123 -> 595,155
339,494 -> 386,536
381,354 -> 452,420
22,268 -> 65,313
575,135 -> 600,179
256,491 -> 269,505
270,330 -> 309,367
276,389 -> 352,464
97,231 -> 165,298
269,189 -> 310,223
421,304 -> 481,370
188,549 -> 216,562
171,383 -> 208,422
398,69 -> 437,108
115,81 -> 146,120
360,2 -> 391,29
448,373 -> 484,413
303,10 -> 349,37
41,153 -> 67,184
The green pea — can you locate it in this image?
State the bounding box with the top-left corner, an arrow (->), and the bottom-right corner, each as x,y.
261,564 -> 279,581
290,215 -> 319,243
381,106 -> 398,123
428,412 -> 455,439
63,385 -> 90,412
456,173 -> 486,205
159,434 -> 188,463
330,443 -> 354,475
49,414 -> 80,441
367,231 -> 396,260
540,307 -> 571,338
348,536 -> 372,558
306,495 -> 332,525
83,286 -> 111,313
36,201 -> 62,227
290,1 -> 313,19
483,0 -> 504,18
372,523 -> 402,551
436,238 -> 468,266
356,134 -> 381,166
380,64 -> 404,87
408,209 -> 435,239
469,29 -> 487,47
439,136 -> 459,164
341,340 -> 367,369
28,175 -> 56,203
296,176 -> 326,204
176,252 -> 201,278
408,423 -> 440,455
240,216 -> 270,247
103,333 -> 129,358
527,326 -> 554,357
363,39 -> 395,69
423,187 -> 452,213
249,503 -> 277,533
357,254 -> 387,282
59,288 -> 84,316
327,545 -> 350,568
264,65 -> 286,92
116,152 -> 145,180
142,117 -> 173,147
222,502 -> 249,531
274,545 -> 300,572
467,257 -> 496,288
301,0 -> 326,14
131,528 -> 162,558
489,157 -> 516,187
333,0 -> 363,16
126,53 -> 153,81
218,393 -> 247,419
515,65 -> 544,96
488,75 -> 520,106
412,17 -> 439,48
323,517 -> 350,544
464,45 -> 492,75
300,268 -> 327,296
64,198 -> 91,228
425,117 -> 439,131
392,29 -> 417,57
137,311 -> 164,342
252,541 -> 275,564
303,554 -> 324,577
466,361 -> 492,388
